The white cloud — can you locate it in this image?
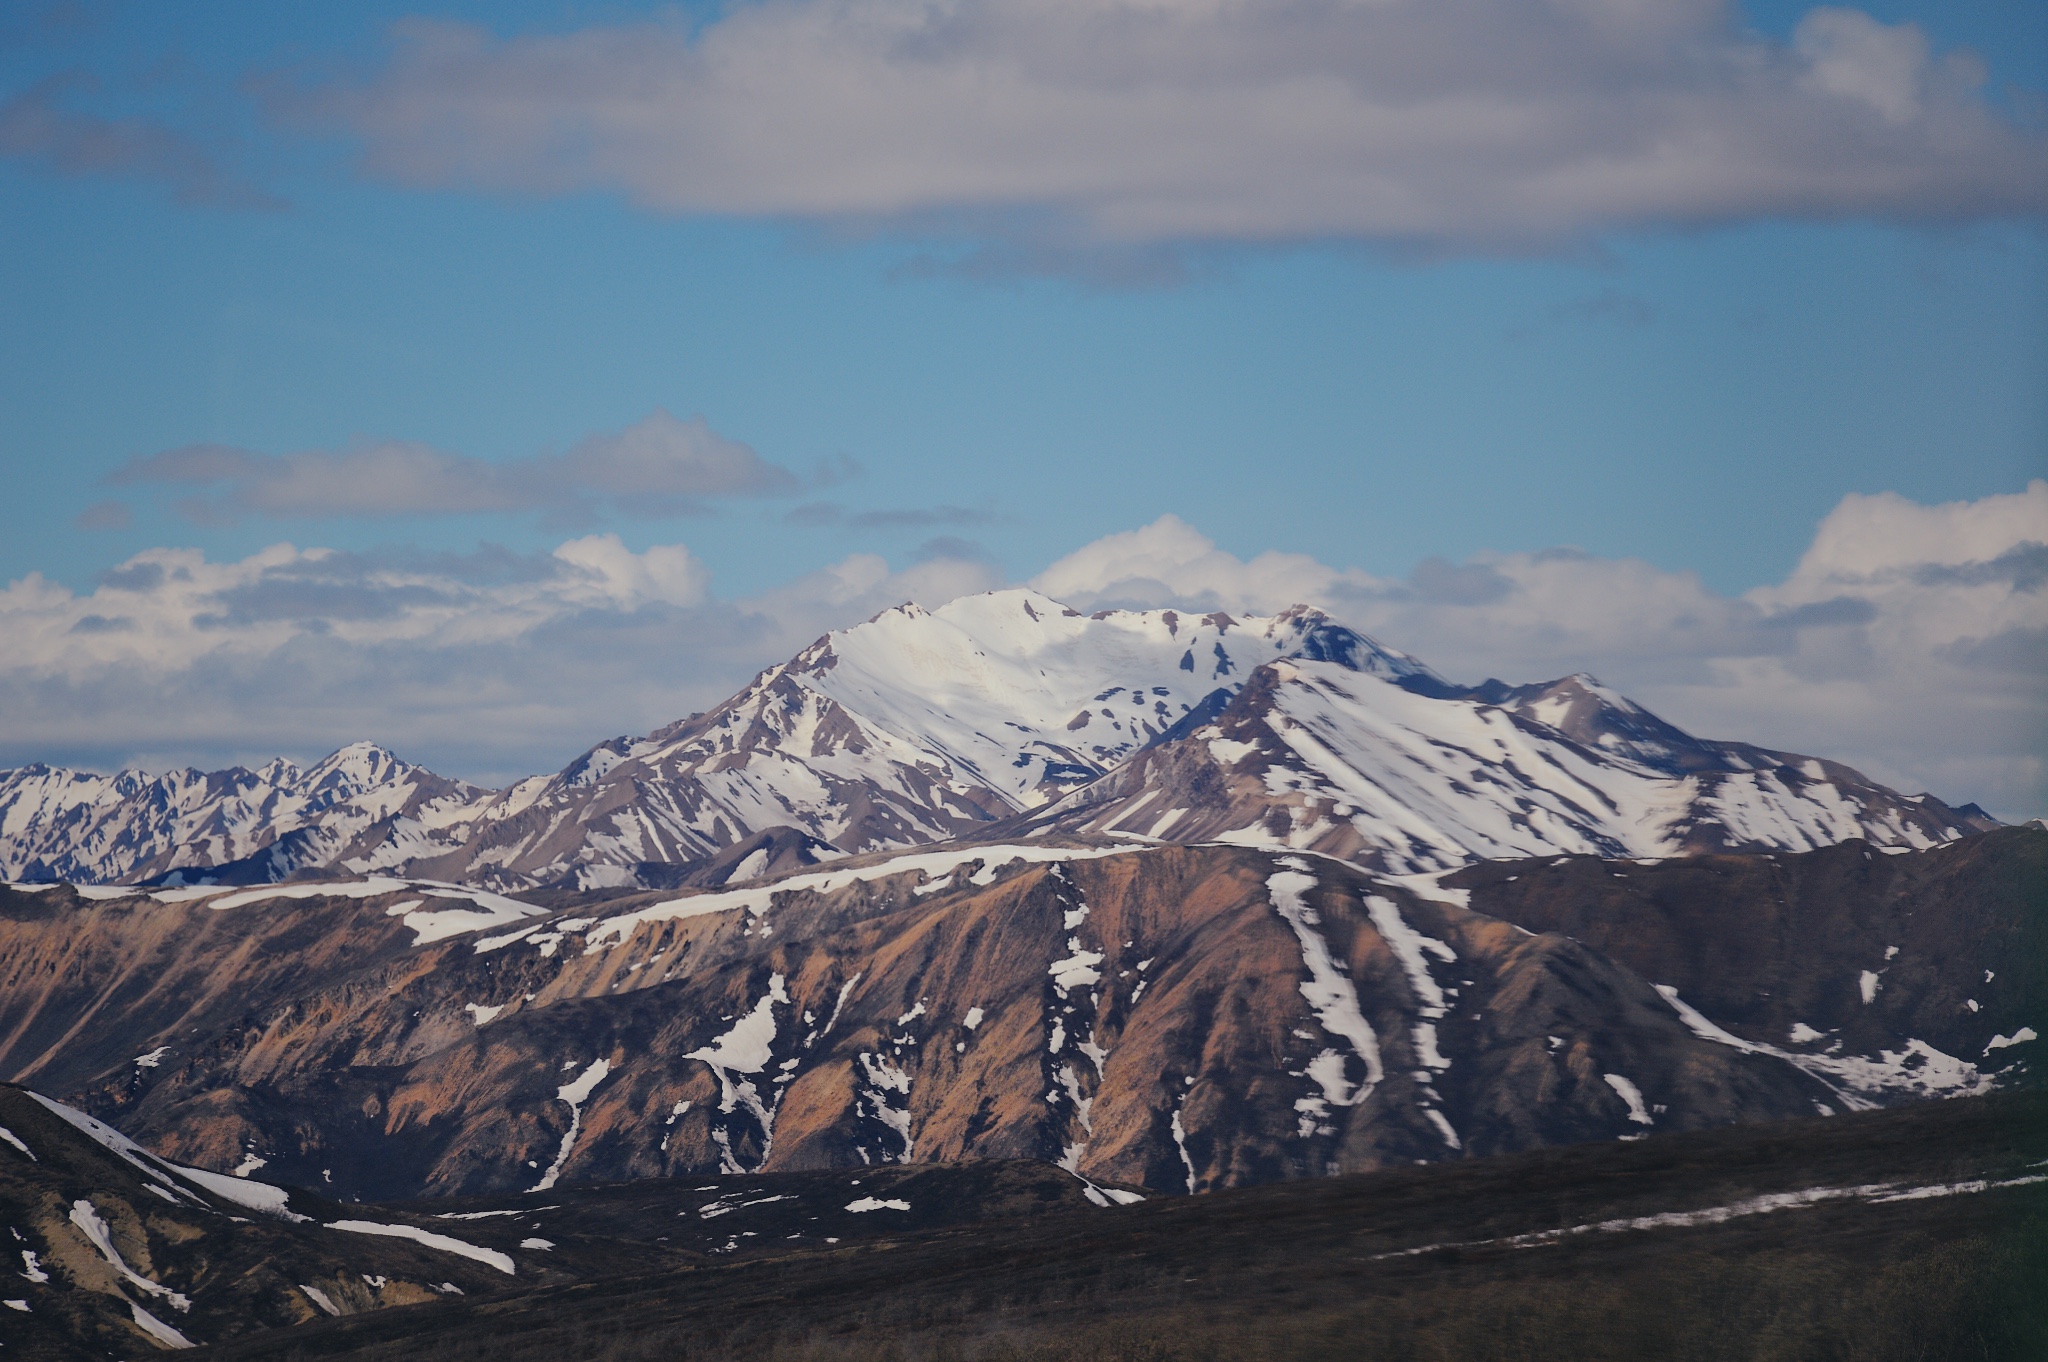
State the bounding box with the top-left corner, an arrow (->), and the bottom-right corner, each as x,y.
4,484 -> 2040,819
108,410 -> 795,521
269,0 -> 2048,255
1031,514 -> 1391,613
1034,483 -> 2048,817
0,535 -> 998,785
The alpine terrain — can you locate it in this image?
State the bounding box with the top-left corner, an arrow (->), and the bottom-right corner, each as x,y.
0,590 -> 1997,891
0,589 -> 2036,1359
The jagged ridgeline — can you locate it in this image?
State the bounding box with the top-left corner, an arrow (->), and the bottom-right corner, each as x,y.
0,590 -> 1997,892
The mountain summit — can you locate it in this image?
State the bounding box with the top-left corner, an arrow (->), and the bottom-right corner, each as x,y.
0,590 -> 1995,890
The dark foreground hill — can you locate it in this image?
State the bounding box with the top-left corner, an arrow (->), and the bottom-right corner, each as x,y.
0,1082 -> 1119,1360
190,1091 -> 2047,1362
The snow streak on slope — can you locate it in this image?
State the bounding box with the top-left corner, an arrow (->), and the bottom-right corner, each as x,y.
1372,1175 -> 2048,1262
1267,865 -> 1383,1117
1056,658 -> 1981,871
1654,985 -> 1997,1108
578,843 -> 1151,952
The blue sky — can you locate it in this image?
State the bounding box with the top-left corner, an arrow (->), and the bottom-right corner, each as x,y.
0,0 -> 2043,812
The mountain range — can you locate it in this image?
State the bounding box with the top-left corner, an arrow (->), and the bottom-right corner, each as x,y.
0,590 -> 1998,892
0,588 -> 2040,1358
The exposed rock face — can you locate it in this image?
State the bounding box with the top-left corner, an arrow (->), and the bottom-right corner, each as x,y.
4,832 -> 2033,1203
0,591 -> 1995,893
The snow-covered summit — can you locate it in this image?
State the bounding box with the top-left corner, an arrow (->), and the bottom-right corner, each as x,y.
0,588 -> 1998,892
407,591 -> 1445,889
741,589 -> 1440,807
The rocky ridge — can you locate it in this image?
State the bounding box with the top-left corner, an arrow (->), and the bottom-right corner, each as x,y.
0,590 -> 1999,893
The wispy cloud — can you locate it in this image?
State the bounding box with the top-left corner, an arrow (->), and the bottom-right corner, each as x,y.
72,499 -> 130,531
266,1 -> 2048,257
0,73 -> 281,208
786,502 -> 998,530
108,410 -> 797,522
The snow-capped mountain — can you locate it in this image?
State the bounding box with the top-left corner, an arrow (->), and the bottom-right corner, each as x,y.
0,589 -> 1998,891
389,592 -> 1439,889
0,743 -> 493,886
1018,658 -> 1990,872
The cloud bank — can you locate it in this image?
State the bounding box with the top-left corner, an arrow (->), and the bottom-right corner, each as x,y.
109,410 -> 794,523
2,484 -> 2041,816
271,0 -> 2048,252
0,534 -> 1001,785
1036,484 -> 2048,818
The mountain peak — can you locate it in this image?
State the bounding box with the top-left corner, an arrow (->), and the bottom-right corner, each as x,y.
0,592 -> 1993,891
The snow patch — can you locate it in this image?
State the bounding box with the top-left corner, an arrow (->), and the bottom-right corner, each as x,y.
326,1220 -> 516,1274
130,1301 -> 195,1349
1985,1027 -> 2036,1054
1656,985 -> 1991,1108
1267,866 -> 1383,1107
1364,895 -> 1454,1019
531,1057 -> 612,1191
845,1197 -> 910,1212
689,976 -> 790,1173
1603,1073 -> 1654,1125
69,1199 -> 190,1312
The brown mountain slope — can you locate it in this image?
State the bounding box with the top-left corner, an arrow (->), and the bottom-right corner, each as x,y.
0,883 -> 437,1099
11,834 -> 2031,1204
1448,825 -> 2047,1095
2,833 -> 2033,1206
